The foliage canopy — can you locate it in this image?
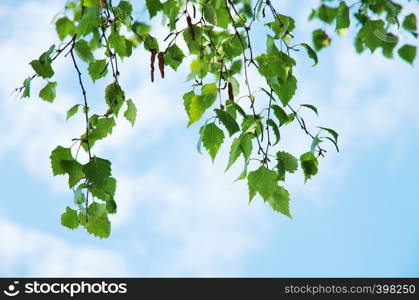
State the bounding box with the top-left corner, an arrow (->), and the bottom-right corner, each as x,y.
16,0 -> 417,238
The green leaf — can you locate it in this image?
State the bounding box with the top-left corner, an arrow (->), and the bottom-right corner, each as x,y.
186,84 -> 217,126
215,109 -> 239,137
73,186 -> 86,206
39,81 -> 57,103
50,146 -> 73,176
300,43 -> 318,66
118,0 -> 133,16
225,135 -> 252,171
61,160 -> 84,188
83,157 -> 112,189
124,99 -> 137,127
319,127 -> 339,143
402,13 -> 417,32
66,104 -> 81,120
247,166 -> 278,202
312,29 -> 331,51
317,4 -> 338,24
84,202 -> 111,238
83,0 -> 98,7
74,39 -> 94,63
267,186 -> 291,217
358,20 -> 385,53
267,119 -> 280,145
267,14 -> 295,39
146,0 -> 163,18
277,151 -> 298,174
55,17 -> 75,40
30,59 -> 54,79
226,137 -> 242,171
380,33 -> 398,58
336,1 -> 350,30
164,44 -> 185,71
271,104 -> 289,126
271,74 -> 297,107
300,152 -> 319,182
86,117 -> 116,148
162,0 -> 180,31
105,82 -> 124,116
21,77 -> 32,98
398,44 -> 416,65
201,123 -> 225,162
108,30 -> 126,58
255,52 -> 295,82
88,59 -> 108,82
300,104 -> 318,116
61,207 -> 79,230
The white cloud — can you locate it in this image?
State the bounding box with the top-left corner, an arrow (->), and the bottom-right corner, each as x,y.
0,217 -> 130,277
0,0 -> 418,277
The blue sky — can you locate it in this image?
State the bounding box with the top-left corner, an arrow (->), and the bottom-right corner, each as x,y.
0,0 -> 418,277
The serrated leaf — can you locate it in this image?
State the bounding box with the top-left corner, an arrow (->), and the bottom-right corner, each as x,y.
88,59 -> 108,82
164,44 -> 185,71
201,123 -> 225,162
61,160 -> 84,188
74,39 -> 94,63
124,99 -> 137,127
215,109 -> 239,137
66,104 -> 81,120
247,166 -> 278,202
39,81 -> 57,103
226,137 -> 242,171
300,151 -> 318,182
271,104 -> 289,125
105,82 -> 124,116
85,117 -> 116,149
300,43 -> 318,66
109,30 -> 126,58
50,146 -> 73,176
83,157 -> 112,188
277,151 -> 298,174
273,74 -> 297,106
61,207 -> 79,229
398,44 -> 416,65
267,186 -> 291,217
83,202 -> 111,238
358,20 -> 385,53
186,84 -> 217,126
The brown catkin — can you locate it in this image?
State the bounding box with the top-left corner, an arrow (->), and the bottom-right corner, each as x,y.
158,52 -> 165,79
228,82 -> 234,101
150,50 -> 157,82
99,0 -> 108,8
187,15 -> 195,40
